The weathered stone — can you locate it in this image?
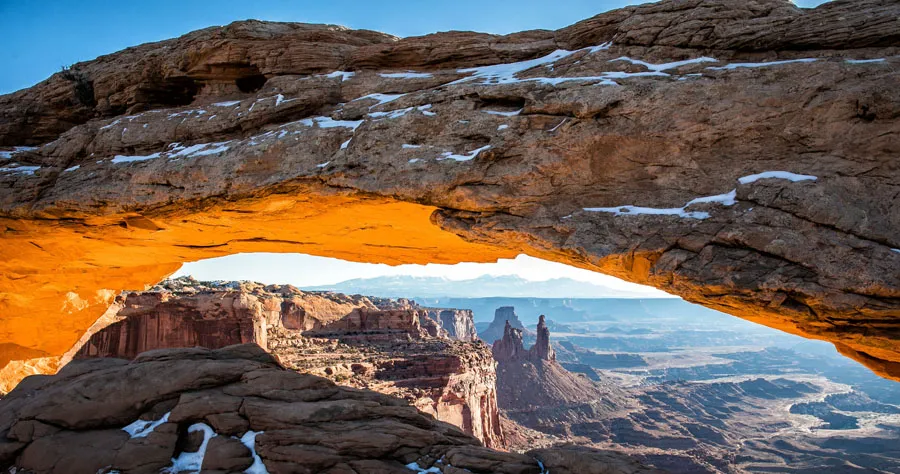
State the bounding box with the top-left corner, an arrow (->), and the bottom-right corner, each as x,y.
0,0 -> 899,390
0,345 -> 653,473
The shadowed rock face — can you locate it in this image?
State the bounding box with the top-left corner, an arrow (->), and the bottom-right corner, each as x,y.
0,0 -> 899,388
481,307 -> 532,345
71,279 -> 507,448
0,345 -> 660,474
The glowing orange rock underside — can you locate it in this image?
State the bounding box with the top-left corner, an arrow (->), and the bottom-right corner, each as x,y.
1,191 -> 898,392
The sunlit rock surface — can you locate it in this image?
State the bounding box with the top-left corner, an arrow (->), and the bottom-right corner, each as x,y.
0,344 -> 660,473
0,0 -> 899,389
71,278 -> 506,448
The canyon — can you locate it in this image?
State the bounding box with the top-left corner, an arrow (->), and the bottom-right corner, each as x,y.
72,277 -> 504,449
0,0 -> 898,391
0,344 -> 660,474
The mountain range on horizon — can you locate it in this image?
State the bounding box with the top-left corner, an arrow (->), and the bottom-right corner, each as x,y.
302,274 -> 675,299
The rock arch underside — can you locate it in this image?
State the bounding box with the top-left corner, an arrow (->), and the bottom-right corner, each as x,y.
0,0 -> 898,392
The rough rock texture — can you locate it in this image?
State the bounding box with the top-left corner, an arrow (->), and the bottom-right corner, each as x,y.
480,307 -> 532,345
532,315 -> 556,361
75,291 -> 267,360
0,345 -> 658,474
273,333 -> 506,449
493,318 -> 627,434
73,279 -> 506,448
1,0 -> 899,388
431,309 -> 479,342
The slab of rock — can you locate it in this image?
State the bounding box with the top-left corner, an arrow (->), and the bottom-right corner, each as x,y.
0,0 -> 898,389
0,344 -> 656,474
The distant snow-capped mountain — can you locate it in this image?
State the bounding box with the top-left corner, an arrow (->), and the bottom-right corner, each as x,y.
303,274 -> 668,299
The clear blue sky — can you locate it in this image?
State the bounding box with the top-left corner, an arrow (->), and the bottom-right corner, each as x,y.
1,0 -> 828,94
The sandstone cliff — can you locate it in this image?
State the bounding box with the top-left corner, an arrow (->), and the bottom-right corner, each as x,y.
0,344 -> 660,474
0,0 -> 899,390
430,309 -> 479,342
480,307 -> 533,345
73,278 -> 506,448
493,317 -> 627,436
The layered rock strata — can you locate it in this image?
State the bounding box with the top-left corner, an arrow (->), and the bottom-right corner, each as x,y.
480,307 -> 532,345
0,0 -> 899,388
493,317 -> 628,435
73,278 -> 505,448
0,344 -> 660,474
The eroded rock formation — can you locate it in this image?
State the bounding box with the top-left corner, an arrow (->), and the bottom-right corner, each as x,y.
492,316 -> 624,435
480,307 -> 532,345
0,344 -> 660,473
1,0 -> 899,388
73,278 -> 505,448
430,309 -> 478,342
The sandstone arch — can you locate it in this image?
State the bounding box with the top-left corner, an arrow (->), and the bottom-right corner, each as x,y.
1,0 -> 898,389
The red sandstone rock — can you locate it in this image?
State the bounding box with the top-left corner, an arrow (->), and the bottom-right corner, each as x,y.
0,345 -> 657,473
74,279 -> 506,449
1,0 -> 899,389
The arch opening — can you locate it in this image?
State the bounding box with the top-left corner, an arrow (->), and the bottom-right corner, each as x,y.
0,190 -> 898,392
58,250 -> 900,464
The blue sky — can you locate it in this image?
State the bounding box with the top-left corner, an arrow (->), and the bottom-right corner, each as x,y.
1,0 -> 828,94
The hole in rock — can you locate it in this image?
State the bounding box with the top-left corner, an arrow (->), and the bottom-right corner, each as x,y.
136,77 -> 200,108
64,251 -> 900,470
235,74 -> 268,93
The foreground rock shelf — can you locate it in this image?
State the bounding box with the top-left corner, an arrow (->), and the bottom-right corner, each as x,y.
0,344 -> 659,474
0,0 -> 898,388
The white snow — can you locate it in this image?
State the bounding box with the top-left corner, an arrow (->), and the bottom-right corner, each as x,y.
353,93 -> 406,108
449,50 -> 716,87
845,58 -> 886,64
610,56 -> 718,72
100,119 -> 121,130
316,161 -> 330,168
299,116 -> 365,130
584,204 -> 710,220
439,145 -> 491,162
111,152 -> 162,164
402,144 -> 422,149
497,124 -> 509,131
707,58 -> 818,70
892,249 -> 900,254
738,171 -> 817,184
405,462 -> 442,473
408,158 -> 421,163
686,189 -> 737,206
368,104 -> 434,120
324,71 -> 355,82
0,165 -> 40,175
0,146 -> 36,160
240,431 -> 269,474
451,49 -> 580,85
582,189 -> 739,220
586,41 -> 613,53
340,139 -> 352,150
63,165 -> 80,172
163,423 -> 215,473
380,72 -> 434,79
274,94 -> 294,107
548,119 -> 567,132
169,142 -> 231,158
484,109 -> 522,117
212,100 -> 242,107
168,109 -> 206,119
122,412 -> 170,438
